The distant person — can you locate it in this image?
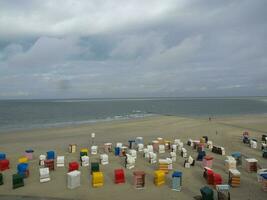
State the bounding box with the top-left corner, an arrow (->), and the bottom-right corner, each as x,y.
209,117 -> 211,121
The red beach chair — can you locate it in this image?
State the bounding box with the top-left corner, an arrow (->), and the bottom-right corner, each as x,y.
69,161 -> 79,172
0,159 -> 10,171
114,169 -> 125,184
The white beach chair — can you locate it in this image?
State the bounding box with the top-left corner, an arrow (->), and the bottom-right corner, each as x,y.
39,167 -> 50,183
81,156 -> 89,167
100,154 -> 109,165
56,156 -> 65,167
67,170 -> 81,189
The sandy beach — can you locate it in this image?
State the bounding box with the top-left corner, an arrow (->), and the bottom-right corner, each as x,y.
0,115 -> 267,200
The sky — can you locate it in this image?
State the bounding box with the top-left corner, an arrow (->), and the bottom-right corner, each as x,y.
0,0 -> 267,99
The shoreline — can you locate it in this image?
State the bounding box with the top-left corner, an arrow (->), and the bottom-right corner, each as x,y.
1,113 -> 267,135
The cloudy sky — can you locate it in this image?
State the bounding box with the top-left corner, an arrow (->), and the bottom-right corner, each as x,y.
0,0 -> 266,99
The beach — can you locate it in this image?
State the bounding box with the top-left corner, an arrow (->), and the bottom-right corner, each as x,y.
0,115 -> 267,200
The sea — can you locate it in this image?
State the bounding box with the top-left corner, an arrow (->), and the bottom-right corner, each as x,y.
1,97 -> 267,132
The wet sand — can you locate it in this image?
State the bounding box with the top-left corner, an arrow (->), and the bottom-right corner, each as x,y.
0,115 -> 267,200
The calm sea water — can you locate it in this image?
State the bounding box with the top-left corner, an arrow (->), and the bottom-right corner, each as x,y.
1,97 -> 267,132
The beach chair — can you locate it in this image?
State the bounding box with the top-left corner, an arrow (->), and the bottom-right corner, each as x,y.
133,171 -> 145,189
69,161 -> 79,172
91,162 -> 100,174
91,146 -> 98,155
171,144 -> 177,152
228,169 -> 240,187
0,173 -> 3,185
39,155 -> 46,166
12,174 -> 24,189
197,151 -> 206,161
245,158 -> 258,172
152,140 -> 159,152
159,144 -> 165,153
172,171 -> 182,191
231,152 -> 242,166
17,163 -> 29,178
0,159 -> 9,171
18,156 -> 28,164
100,154 -> 109,165
67,170 -> 80,189
137,143 -> 144,152
81,156 -> 89,167
44,159 -> 54,171
200,186 -> 214,200
39,167 -> 50,183
56,156 -> 65,167
225,156 -> 236,172
129,149 -> 137,159
24,149 -> 34,160
68,144 -> 77,153
203,155 -> 213,168
125,154 -> 135,169
154,170 -> 165,186
216,184 -> 230,200
170,152 -> 177,162
114,169 -> 125,184
135,137 -> 144,145
104,143 -> 112,153
261,174 -> 267,191
128,140 -> 135,149
92,172 -> 104,188
46,151 -> 55,160
148,152 -> 157,164
0,153 -> 6,160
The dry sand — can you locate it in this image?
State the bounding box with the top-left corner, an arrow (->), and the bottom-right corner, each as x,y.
0,115 -> 267,200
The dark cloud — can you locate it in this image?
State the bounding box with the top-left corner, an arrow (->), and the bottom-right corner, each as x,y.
0,0 -> 267,99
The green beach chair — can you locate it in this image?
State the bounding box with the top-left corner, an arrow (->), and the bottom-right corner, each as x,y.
200,186 -> 214,200
12,174 -> 24,189
91,162 -> 100,175
0,173 -> 3,185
